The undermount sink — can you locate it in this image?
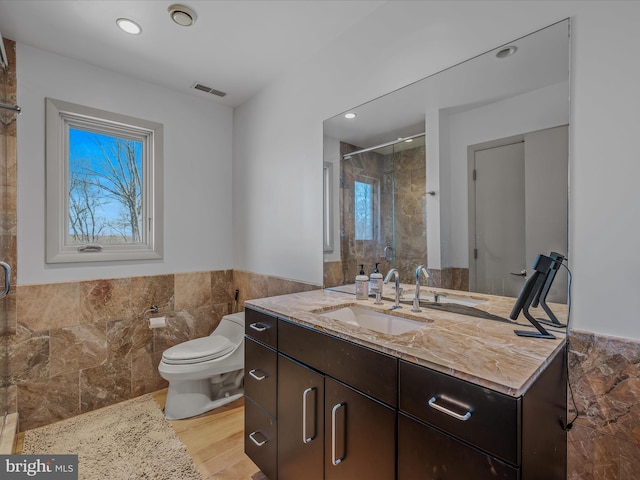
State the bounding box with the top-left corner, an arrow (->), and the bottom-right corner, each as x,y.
419,293 -> 486,307
318,306 -> 426,335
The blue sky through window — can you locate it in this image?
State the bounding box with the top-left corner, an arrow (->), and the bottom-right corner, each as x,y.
68,127 -> 143,244
354,180 -> 374,240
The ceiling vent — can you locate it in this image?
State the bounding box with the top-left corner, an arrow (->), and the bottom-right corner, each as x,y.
191,82 -> 227,98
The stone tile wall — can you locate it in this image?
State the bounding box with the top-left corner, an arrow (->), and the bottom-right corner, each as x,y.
7,269 -> 318,432
9,270 -> 233,431
567,330 -> 640,479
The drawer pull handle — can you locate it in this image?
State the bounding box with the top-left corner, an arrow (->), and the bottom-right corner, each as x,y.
302,387 -> 316,444
249,369 -> 267,381
249,431 -> 268,447
331,402 -> 346,466
249,322 -> 267,332
428,396 -> 472,421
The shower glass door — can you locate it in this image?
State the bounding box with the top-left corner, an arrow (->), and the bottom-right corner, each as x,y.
0,36 -> 16,420
338,134 -> 426,285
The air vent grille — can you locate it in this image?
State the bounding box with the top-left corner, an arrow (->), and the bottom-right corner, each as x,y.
191,82 -> 227,97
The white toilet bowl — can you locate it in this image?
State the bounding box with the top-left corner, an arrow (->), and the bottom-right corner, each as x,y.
158,311 -> 245,420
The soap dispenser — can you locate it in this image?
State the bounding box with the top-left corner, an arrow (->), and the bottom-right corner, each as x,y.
355,264 -> 369,300
369,262 -> 383,294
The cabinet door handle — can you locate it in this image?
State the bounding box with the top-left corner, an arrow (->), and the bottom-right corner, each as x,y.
249,322 -> 267,332
428,396 -> 472,421
331,402 -> 346,466
302,387 -> 316,443
249,369 -> 267,381
248,430 -> 268,447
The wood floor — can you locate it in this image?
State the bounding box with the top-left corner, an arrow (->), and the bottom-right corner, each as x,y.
16,389 -> 267,480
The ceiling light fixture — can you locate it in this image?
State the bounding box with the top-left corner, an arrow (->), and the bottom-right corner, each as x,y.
116,18 -> 142,35
344,112 -> 357,119
168,4 -> 197,27
496,46 -> 517,59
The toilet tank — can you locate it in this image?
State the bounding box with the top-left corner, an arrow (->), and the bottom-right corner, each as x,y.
211,312 -> 245,344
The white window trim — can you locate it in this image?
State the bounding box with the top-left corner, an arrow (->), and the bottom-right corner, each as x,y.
45,98 -> 163,263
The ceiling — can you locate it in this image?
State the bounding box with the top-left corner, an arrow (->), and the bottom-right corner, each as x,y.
0,0 -> 386,107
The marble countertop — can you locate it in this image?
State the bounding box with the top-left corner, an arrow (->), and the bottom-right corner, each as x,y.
245,284 -> 567,397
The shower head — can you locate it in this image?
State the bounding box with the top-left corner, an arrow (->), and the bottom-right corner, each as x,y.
0,32 -> 7,71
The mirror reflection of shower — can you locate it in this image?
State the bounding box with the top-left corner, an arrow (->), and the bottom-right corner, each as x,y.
338,133 -> 427,286
0,32 -> 21,126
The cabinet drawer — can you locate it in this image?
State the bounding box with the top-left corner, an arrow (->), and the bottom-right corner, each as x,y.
245,337 -> 278,418
399,360 -> 520,466
245,308 -> 278,348
245,396 -> 277,480
398,413 -> 519,480
278,319 -> 397,407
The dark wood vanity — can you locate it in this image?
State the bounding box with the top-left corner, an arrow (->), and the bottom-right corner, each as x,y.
244,300 -> 567,480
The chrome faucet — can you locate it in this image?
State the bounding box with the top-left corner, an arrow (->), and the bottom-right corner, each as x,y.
412,265 -> 429,312
383,268 -> 402,310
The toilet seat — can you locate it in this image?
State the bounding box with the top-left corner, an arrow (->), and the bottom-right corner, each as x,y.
162,335 -> 234,365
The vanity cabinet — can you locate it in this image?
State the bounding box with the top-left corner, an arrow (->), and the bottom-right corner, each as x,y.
244,306 -> 567,480
244,308 -> 279,480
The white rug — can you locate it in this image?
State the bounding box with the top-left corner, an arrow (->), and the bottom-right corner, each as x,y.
22,394 -> 202,480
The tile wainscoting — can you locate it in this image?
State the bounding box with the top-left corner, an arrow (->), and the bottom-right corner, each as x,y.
7,269 -> 318,432
568,330 -> 640,479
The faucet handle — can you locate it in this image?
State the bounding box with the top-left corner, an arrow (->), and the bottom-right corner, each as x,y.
411,297 -> 421,313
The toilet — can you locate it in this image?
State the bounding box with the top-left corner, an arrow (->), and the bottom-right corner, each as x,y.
158,311 -> 245,420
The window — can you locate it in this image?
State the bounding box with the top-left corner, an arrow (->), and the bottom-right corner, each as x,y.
354,178 -> 378,241
46,98 -> 163,263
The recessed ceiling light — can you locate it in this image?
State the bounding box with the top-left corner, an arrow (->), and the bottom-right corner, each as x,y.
344,112 -> 357,119
168,4 -> 197,27
116,18 -> 142,35
496,46 -> 517,59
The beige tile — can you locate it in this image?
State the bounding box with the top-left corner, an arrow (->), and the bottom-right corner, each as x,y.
80,277 -> 133,324
49,324 -> 108,376
175,271 -> 211,310
17,283 -> 81,331
130,274 -> 175,317
17,372 -> 80,432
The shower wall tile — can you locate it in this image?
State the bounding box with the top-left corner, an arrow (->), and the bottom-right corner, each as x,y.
16,283 -> 80,331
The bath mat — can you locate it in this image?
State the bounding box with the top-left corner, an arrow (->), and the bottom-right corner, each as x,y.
22,394 -> 202,480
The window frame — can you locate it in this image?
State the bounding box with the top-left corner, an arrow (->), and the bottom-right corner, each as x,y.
45,97 -> 163,263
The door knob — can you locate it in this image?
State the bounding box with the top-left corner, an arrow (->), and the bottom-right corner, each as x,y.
509,270 -> 527,278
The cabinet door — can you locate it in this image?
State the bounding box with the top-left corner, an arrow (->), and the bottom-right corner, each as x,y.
324,377 -> 395,480
398,413 -> 519,480
278,355 -> 324,480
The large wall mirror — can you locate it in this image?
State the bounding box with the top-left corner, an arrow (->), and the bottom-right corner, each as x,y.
323,19 -> 570,303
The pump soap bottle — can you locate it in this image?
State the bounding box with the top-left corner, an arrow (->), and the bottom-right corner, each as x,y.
370,263 -> 383,295
355,264 -> 369,300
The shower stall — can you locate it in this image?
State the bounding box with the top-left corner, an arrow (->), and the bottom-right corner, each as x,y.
338,133 -> 427,285
0,33 -> 17,448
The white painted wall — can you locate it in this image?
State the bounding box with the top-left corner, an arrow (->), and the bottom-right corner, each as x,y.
17,44 -> 234,284
446,81 -> 570,266
233,1 -> 640,340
